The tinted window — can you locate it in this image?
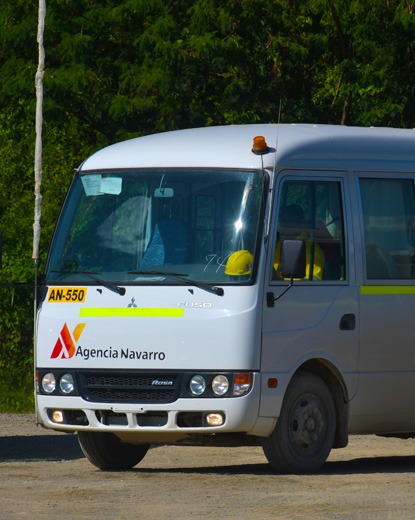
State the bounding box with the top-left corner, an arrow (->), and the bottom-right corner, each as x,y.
273,180 -> 346,281
360,178 -> 415,280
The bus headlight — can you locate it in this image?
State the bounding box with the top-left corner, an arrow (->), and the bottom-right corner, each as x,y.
190,375 -> 206,395
212,375 -> 229,396
42,373 -> 56,394
59,373 -> 75,394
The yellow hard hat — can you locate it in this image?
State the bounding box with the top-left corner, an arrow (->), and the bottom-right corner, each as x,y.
225,250 -> 253,276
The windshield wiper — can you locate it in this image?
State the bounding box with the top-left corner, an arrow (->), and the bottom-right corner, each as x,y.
128,270 -> 224,296
50,270 -> 126,296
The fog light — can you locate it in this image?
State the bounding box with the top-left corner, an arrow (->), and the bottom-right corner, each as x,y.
51,410 -> 64,423
206,413 -> 224,426
60,373 -> 75,394
190,375 -> 206,395
42,373 -> 56,394
212,375 -> 229,396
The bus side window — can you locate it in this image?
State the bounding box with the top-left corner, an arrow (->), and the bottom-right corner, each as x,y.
360,178 -> 415,280
273,180 -> 346,282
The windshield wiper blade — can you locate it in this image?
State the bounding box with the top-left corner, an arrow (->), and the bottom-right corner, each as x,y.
50,270 -> 126,296
128,270 -> 224,296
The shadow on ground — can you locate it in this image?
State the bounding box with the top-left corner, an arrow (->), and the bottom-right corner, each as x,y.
1,433 -> 414,475
129,455 -> 415,476
0,434 -> 83,462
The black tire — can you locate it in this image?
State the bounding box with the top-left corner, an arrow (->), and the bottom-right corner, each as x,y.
77,431 -> 150,470
262,371 -> 336,474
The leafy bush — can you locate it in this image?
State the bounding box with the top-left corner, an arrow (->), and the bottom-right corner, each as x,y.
0,285 -> 34,412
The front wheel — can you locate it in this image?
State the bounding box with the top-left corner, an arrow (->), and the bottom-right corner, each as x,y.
262,371 -> 336,474
77,431 -> 150,470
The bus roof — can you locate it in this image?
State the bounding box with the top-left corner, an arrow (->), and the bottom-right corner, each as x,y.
80,124 -> 415,173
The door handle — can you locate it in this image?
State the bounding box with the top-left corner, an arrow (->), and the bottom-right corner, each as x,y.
339,313 -> 356,331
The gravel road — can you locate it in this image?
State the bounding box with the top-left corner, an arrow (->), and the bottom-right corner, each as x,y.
0,414 -> 414,519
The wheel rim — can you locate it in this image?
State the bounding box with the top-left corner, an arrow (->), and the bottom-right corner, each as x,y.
288,393 -> 326,454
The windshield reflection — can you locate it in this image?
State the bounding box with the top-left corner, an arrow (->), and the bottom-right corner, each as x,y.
47,168 -> 266,285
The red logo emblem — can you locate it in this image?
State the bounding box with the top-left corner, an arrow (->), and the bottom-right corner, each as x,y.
51,323 -> 86,359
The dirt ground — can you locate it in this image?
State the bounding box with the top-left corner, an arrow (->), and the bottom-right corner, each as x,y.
0,414 -> 414,520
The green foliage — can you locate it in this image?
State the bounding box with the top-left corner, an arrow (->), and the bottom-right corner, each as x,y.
0,285 -> 34,412
1,0 -> 415,410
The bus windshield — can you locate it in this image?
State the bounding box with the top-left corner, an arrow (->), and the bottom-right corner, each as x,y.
47,168 -> 266,285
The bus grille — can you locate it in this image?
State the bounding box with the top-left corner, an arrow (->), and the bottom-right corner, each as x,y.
77,371 -> 181,403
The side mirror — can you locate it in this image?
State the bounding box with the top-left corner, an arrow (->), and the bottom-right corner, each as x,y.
267,239 -> 306,307
281,239 -> 306,279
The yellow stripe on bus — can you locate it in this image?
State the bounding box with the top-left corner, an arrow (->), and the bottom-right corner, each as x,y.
79,308 -> 184,318
360,286 -> 415,295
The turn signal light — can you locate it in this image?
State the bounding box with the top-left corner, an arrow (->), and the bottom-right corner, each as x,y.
233,372 -> 253,396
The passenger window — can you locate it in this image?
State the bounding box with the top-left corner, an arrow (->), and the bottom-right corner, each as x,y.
273,180 -> 346,281
360,178 -> 415,280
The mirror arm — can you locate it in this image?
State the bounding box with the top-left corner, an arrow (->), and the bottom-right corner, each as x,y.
266,278 -> 294,307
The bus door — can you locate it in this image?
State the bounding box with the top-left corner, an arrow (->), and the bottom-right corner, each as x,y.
260,174 -> 359,418
355,175 -> 415,430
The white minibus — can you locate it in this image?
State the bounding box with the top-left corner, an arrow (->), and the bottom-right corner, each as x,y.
35,124 -> 415,473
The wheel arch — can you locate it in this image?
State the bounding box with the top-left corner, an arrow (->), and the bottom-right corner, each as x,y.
295,358 -> 349,449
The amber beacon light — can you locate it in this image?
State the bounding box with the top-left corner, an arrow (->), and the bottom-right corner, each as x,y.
251,135 -> 269,155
